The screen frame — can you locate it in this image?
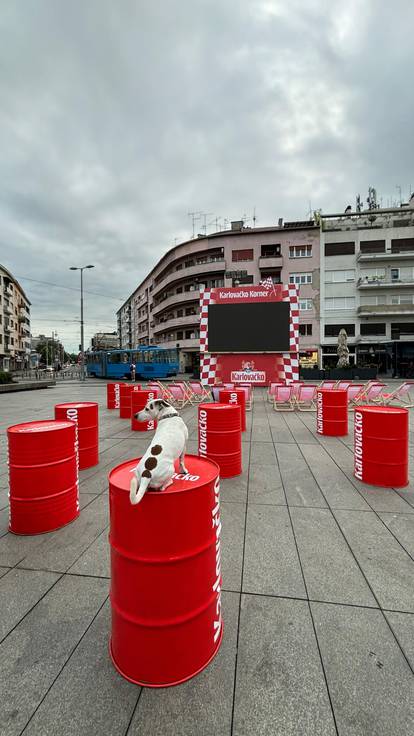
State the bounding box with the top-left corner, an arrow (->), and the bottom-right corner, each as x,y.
207,301 -> 292,354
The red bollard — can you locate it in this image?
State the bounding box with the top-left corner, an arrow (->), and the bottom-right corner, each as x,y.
107,382 -> 126,410
198,403 -> 242,478
131,388 -> 159,431
7,420 -> 79,535
316,389 -> 348,436
109,454 -> 223,687
219,389 -> 246,432
55,402 -> 99,470
354,405 -> 408,487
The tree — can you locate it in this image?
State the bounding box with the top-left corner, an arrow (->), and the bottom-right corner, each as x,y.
337,329 -> 350,368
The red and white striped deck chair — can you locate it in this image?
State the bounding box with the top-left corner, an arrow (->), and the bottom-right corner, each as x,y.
363,382 -> 387,404
236,385 -> 253,411
289,382 -> 304,402
223,383 -> 235,390
189,381 -> 211,402
347,383 -> 365,406
376,381 -> 414,408
174,381 -> 196,405
336,380 -> 352,392
165,383 -> 188,409
146,383 -> 161,397
273,385 -> 295,412
318,380 -> 337,390
267,382 -> 285,403
296,384 -> 317,411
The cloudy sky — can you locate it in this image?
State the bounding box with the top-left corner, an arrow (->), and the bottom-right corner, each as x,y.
1,0 -> 413,351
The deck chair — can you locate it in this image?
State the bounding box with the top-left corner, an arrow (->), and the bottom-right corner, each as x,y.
336,381 -> 352,392
273,385 -> 295,411
296,384 -> 317,411
363,383 -> 387,404
376,381 -> 414,408
289,382 -> 304,402
236,385 -> 253,411
165,384 -> 188,408
347,383 -> 366,406
174,381 -> 196,405
189,381 -> 211,402
267,382 -> 285,403
318,380 -> 337,390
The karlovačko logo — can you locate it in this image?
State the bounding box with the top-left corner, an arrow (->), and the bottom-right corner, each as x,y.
230,371 -> 265,383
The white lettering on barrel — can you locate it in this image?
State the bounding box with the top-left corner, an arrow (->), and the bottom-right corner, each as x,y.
171,472 -> 200,481
316,392 -> 323,434
114,383 -> 120,409
354,411 -> 363,480
66,407 -> 79,425
211,476 -> 222,644
74,424 -> 80,511
229,392 -> 238,405
147,392 -> 155,430
198,409 -> 208,457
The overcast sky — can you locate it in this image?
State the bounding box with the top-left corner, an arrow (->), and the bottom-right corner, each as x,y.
1,0 -> 413,352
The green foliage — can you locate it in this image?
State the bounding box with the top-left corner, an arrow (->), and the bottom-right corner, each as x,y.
0,371 -> 14,384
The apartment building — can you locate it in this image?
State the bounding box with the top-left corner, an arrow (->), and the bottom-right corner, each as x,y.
91,332 -> 120,351
320,198 -> 414,376
0,264 -> 31,371
117,220 -> 320,372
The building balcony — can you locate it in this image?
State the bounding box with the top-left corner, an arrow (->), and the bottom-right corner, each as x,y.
153,315 -> 199,334
357,304 -> 414,316
152,290 -> 200,316
153,259 -> 226,297
3,283 -> 13,297
357,250 -> 414,262
258,255 -> 283,270
156,337 -> 199,350
3,302 -> 12,315
137,311 -> 148,324
357,277 -> 414,289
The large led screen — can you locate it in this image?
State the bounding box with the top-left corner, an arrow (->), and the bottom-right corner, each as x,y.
208,302 -> 291,352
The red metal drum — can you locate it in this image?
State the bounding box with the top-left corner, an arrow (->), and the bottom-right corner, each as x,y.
316,388 -> 348,436
354,405 -> 409,487
109,454 -> 223,687
219,389 -> 246,432
119,384 -> 133,419
131,389 -> 159,432
54,402 -> 99,470
7,420 -> 79,535
198,403 -> 242,478
107,382 -> 126,410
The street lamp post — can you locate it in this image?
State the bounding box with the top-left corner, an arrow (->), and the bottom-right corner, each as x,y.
69,265 -> 94,381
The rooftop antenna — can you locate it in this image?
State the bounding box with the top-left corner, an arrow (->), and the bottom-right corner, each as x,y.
223,218 -> 229,230
252,206 -> 257,227
396,185 -> 402,205
188,211 -> 202,239
307,201 -> 313,219
201,212 -> 213,236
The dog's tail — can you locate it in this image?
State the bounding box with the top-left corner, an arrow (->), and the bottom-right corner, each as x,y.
129,473 -> 151,505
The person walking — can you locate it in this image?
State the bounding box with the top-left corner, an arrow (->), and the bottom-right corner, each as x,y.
130,362 -> 136,382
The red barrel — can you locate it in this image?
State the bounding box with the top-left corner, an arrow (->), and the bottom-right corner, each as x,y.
119,384 -> 133,419
7,420 -> 79,535
55,402 -> 99,470
198,403 -> 242,478
316,389 -> 348,436
109,454 -> 223,687
107,382 -> 126,410
219,389 -> 246,432
354,405 -> 408,487
131,388 -> 159,432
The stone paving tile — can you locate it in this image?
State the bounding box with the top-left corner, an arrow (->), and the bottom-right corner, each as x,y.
243,505 -> 306,598
281,411 -> 319,444
0,507 -> 9,537
0,487 -> 8,510
68,528 -> 110,578
378,513 -> 414,557
0,566 -> 10,578
220,473 -> 248,504
0,568 -> 60,642
128,592 -> 239,736
300,444 -> 370,510
233,595 -> 336,736
220,502 -> 245,592
248,464 -> 285,505
312,602 -> 414,736
333,510 -> 414,612
290,507 -> 377,607
250,441 -> 277,465
383,611 -> 414,671
16,598 -> 135,736
275,443 -> 328,507
0,576 -> 109,736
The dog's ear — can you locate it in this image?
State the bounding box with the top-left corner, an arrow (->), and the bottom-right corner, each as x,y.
154,398 -> 170,409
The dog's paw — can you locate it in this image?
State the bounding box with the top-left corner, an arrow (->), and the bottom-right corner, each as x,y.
129,476 -> 139,505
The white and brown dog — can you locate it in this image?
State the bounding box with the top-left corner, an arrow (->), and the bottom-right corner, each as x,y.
129,398 -> 189,505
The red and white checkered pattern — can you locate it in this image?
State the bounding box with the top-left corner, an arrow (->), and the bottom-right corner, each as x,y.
199,287 -> 213,353
200,353 -> 219,384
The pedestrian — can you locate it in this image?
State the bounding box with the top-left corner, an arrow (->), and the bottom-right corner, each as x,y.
130,362 -> 136,382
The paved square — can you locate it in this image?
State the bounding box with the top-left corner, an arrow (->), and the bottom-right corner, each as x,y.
0,382 -> 413,735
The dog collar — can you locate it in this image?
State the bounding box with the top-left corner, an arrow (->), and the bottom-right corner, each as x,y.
158,412 -> 179,422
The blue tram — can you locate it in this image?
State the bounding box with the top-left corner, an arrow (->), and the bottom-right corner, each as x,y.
86,346 -> 179,380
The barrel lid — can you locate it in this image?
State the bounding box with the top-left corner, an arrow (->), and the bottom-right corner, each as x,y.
199,403 -> 239,411
55,402 -> 98,409
8,419 -> 75,434
109,454 -> 219,496
354,405 -> 408,416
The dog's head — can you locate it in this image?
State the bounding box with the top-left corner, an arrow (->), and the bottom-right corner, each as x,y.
135,398 -> 172,422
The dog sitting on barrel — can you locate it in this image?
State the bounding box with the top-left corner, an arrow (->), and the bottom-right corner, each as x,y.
129,398 -> 189,505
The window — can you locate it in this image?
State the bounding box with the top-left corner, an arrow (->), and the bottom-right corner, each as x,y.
176,263 -> 183,271
391,238 -> 414,253
324,324 -> 355,337
391,323 -> 414,336
360,295 -> 385,306
391,268 -> 400,281
360,240 -> 385,254
176,309 -> 183,317
299,298 -> 313,311
299,324 -> 312,336
176,331 -> 183,340
176,286 -> 183,294
185,307 -> 197,316
359,268 -> 386,281
325,242 -> 355,256
185,330 -> 194,339
325,270 -> 355,283
325,297 -> 355,310
289,272 -> 312,285
360,323 -> 386,336
390,295 -> 414,305
232,249 -> 254,262
261,244 -> 281,257
289,245 -> 312,258
261,272 -> 281,284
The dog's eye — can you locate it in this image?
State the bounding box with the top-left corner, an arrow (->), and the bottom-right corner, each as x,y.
149,403 -> 153,410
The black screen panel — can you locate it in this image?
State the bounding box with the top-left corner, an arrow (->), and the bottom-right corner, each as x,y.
208,302 -> 290,352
